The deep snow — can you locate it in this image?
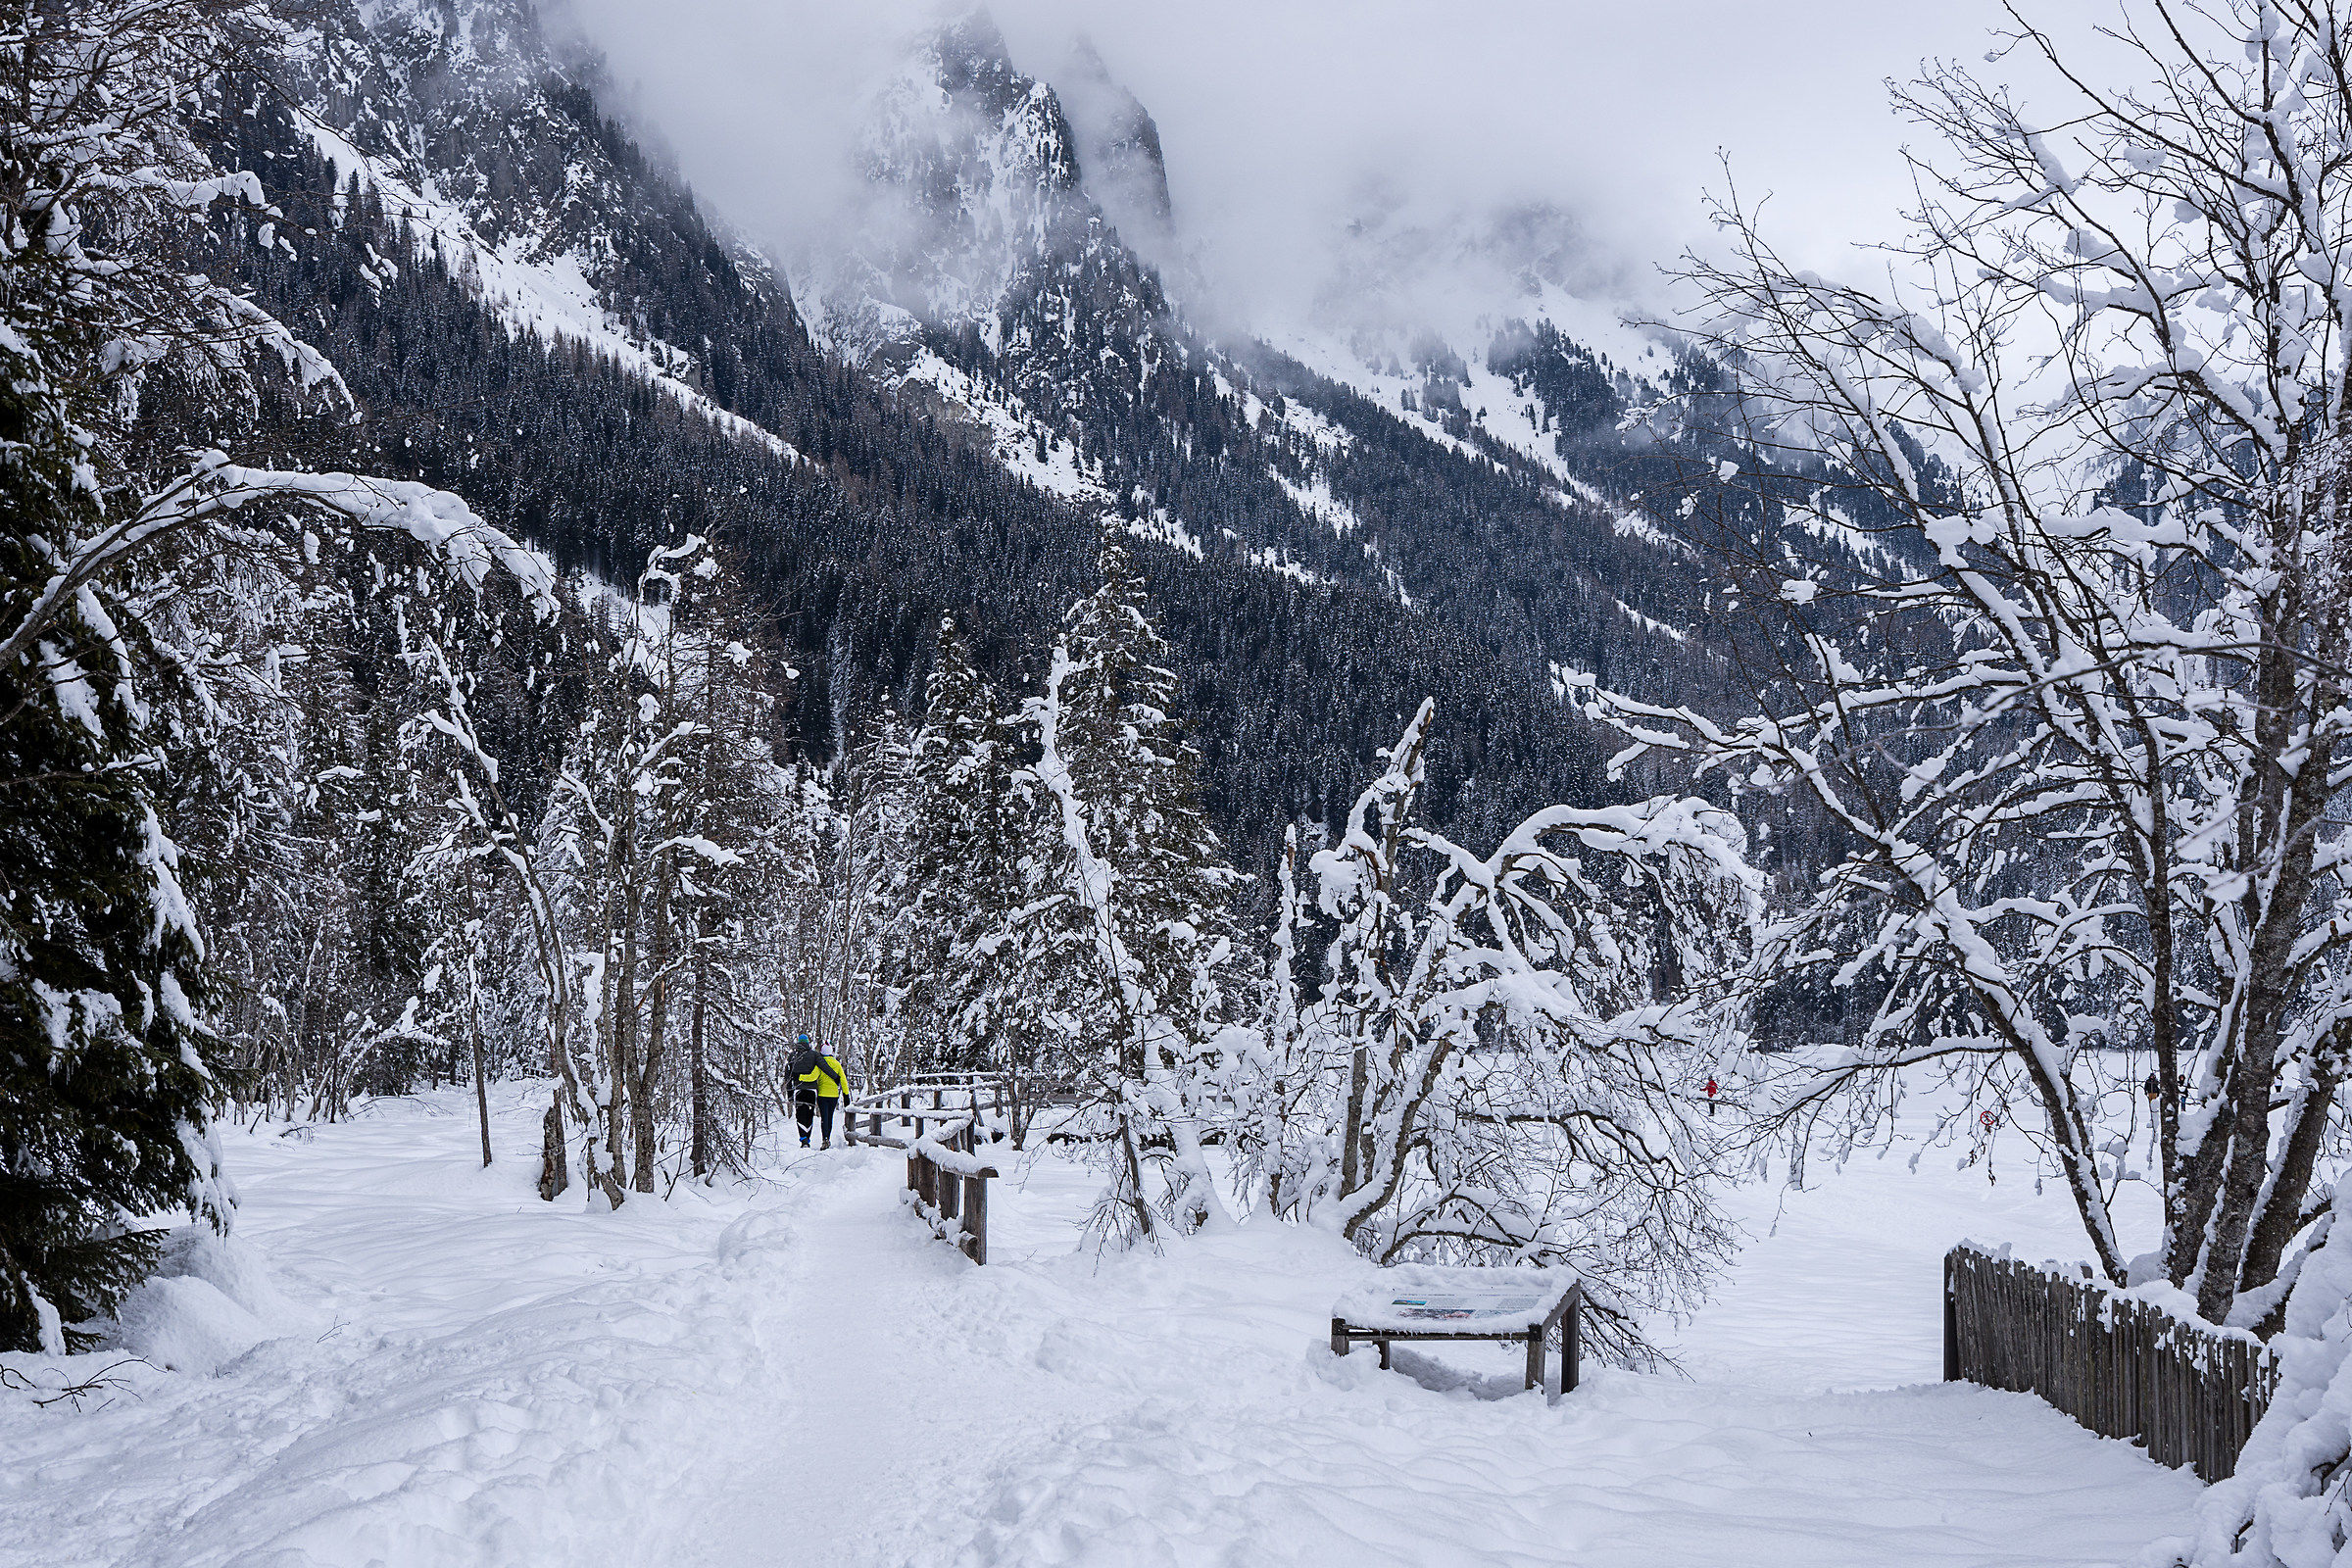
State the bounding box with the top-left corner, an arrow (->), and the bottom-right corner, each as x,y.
6,1086 -> 2197,1566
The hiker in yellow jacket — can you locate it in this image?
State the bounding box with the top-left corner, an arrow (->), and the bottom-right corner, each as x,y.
791,1033 -> 848,1150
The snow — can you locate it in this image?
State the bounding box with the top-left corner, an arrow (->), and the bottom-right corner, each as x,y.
1614,596 -> 1690,644
895,348 -> 1114,512
293,120 -> 802,468
1785,495 -> 1906,578
106,1229 -> 314,1378
1332,1265 -> 1576,1333
1230,537 -> 1328,586
1263,276 -> 1660,489
1272,470 -> 1362,536
1560,470 -> 1693,556
0,1084 -> 2198,1566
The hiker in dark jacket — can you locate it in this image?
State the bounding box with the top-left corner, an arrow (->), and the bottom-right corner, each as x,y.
790,1034 -> 848,1150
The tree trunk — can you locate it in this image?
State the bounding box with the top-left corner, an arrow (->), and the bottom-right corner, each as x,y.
2178,546 -> 2341,1320
633,859 -> 673,1193
689,912 -> 711,1180
1341,1041 -> 1367,1200
609,814 -> 638,1195
469,956 -> 492,1168
2240,1056 -> 2340,1300
538,1094 -> 567,1200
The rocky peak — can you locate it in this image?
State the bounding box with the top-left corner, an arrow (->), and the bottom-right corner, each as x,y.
1054,36 -> 1175,261
362,0 -> 549,99
842,7 -> 1097,329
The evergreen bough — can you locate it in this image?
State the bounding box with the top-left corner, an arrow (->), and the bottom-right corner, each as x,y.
0,349 -> 225,1353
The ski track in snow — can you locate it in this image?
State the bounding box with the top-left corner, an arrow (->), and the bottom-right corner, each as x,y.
6,1088 -> 2196,1567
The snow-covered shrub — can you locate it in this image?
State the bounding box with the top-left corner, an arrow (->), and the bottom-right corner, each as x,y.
1235,701 -> 1758,1359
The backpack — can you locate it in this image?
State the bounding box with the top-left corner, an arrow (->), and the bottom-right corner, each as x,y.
788,1043 -> 819,1084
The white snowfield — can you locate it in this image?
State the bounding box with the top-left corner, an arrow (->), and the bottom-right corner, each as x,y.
6,1087 -> 2196,1567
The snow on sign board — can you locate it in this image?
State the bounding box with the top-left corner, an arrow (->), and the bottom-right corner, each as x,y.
1332,1268 -> 1576,1333
1385,1296 -> 1544,1322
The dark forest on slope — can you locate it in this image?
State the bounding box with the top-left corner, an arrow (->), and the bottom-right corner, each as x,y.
182,20 -> 1771,898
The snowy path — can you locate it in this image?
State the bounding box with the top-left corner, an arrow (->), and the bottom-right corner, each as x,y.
5,1089 -> 2197,1566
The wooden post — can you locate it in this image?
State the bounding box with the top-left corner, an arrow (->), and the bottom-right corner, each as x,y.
966,1172 -> 987,1264
1943,1250 -> 1961,1382
1330,1318 -> 1349,1359
1524,1326 -> 1544,1395
1378,1340 -> 1391,1370
1563,1287 -> 1582,1395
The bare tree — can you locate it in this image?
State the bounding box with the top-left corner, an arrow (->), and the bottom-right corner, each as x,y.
1238,702 -> 1754,1360
1587,0 -> 2352,1328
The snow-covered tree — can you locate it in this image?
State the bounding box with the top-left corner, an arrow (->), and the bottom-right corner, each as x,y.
1021,541 -> 1247,1239
820,707 -> 917,1083
1587,0 -> 2352,1331
662,547 -> 797,1180
0,326 -> 228,1353
1241,702 -> 1754,1358
897,618 -> 1042,1102
0,0 -> 556,1348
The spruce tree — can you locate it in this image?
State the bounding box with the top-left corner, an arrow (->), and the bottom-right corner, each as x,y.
902,617 -> 1055,1121
1021,539 -> 1244,1234
0,347 -> 224,1351
1054,539 -> 1243,1055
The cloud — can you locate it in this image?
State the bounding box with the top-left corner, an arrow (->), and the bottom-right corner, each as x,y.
550,0 -> 2103,344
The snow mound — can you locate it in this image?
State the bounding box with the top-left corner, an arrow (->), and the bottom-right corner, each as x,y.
104,1227 -> 312,1375
2146,1174 -> 2352,1566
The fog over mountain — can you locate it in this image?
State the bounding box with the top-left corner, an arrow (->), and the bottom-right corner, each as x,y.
550,0 -> 2089,344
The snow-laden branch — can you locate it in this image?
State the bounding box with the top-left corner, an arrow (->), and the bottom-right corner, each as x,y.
3,452 -> 557,678
1638,0 -> 2352,1323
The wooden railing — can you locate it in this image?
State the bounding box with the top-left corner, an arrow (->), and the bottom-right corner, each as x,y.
850,1074 -> 1009,1138
1944,1244 -> 2278,1482
842,1076 -> 1010,1264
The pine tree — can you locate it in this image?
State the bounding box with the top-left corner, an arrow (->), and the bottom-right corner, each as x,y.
0,346 -> 224,1351
1021,538 -> 1245,1237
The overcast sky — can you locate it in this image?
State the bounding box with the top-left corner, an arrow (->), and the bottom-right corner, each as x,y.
555,0 -> 2113,333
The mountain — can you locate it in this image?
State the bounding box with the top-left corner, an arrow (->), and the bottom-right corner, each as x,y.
794,10 -> 1735,684
1054,37 -> 1179,268
198,0 -> 1756,893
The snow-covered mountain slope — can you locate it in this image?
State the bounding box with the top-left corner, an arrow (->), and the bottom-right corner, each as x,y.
201,0 -> 1829,879
277,0 -> 801,464
1265,197 -> 1656,395
785,8 -> 1716,679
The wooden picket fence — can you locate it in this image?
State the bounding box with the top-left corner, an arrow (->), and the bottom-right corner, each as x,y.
1943,1245 -> 2278,1482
